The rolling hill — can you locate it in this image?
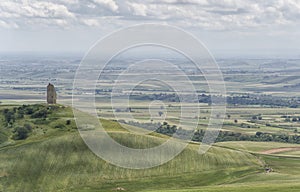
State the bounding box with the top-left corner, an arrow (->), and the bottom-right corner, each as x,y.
0,104 -> 299,192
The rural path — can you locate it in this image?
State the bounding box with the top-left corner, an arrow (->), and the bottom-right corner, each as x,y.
261,147 -> 300,154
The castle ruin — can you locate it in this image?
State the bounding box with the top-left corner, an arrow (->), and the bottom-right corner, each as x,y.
47,83 -> 57,104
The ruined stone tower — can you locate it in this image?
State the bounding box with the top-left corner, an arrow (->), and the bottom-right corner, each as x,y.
47,83 -> 57,104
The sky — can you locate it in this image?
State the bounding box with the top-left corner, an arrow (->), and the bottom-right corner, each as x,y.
0,0 -> 300,58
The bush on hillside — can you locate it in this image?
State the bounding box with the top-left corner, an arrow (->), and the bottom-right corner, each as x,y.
31,109 -> 48,118
12,124 -> 32,140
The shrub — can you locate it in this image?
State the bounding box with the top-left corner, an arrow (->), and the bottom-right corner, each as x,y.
13,126 -> 31,140
66,120 -> 71,125
4,111 -> 15,124
55,123 -> 65,129
31,109 -> 47,118
24,124 -> 32,131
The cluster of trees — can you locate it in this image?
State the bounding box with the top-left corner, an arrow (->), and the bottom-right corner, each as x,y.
155,122 -> 178,136
122,120 -> 300,144
1,105 -> 60,140
226,95 -> 300,108
281,115 -> 300,122
130,93 -> 180,102
208,94 -> 300,107
121,121 -> 178,136
115,107 -> 132,113
2,105 -> 53,126
192,130 -> 300,144
240,123 -> 260,129
252,115 -> 263,120
200,94 -> 297,107
119,120 -> 161,131
95,88 -> 112,94
3,108 -> 16,126
124,92 -> 300,108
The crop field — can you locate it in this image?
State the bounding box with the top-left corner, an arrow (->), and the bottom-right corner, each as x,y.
96,99 -> 300,138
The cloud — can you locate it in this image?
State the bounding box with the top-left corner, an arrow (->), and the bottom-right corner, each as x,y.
81,18 -> 100,26
0,0 -> 76,28
92,0 -> 119,12
0,1 -> 75,19
0,0 -> 300,31
0,20 -> 18,29
127,3 -> 148,16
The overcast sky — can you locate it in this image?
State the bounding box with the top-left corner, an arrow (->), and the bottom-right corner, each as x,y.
0,0 -> 300,58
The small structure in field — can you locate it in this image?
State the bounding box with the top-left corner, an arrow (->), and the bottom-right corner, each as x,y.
265,167 -> 273,173
47,83 -> 57,104
114,187 -> 125,191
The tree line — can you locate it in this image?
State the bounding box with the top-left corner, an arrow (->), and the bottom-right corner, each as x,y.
122,120 -> 300,144
129,93 -> 300,108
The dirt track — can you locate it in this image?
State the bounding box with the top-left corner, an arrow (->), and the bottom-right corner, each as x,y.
261,147 -> 300,154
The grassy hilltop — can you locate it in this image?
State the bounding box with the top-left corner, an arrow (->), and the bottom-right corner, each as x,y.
0,104 -> 299,192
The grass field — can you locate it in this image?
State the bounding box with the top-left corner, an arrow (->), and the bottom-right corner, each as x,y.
216,141 -> 300,153
0,131 -> 262,191
140,183 -> 300,192
0,104 -> 300,192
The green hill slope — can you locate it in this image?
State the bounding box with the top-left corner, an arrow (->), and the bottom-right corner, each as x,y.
0,104 -> 299,192
0,105 -> 300,192
0,132 -> 262,192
